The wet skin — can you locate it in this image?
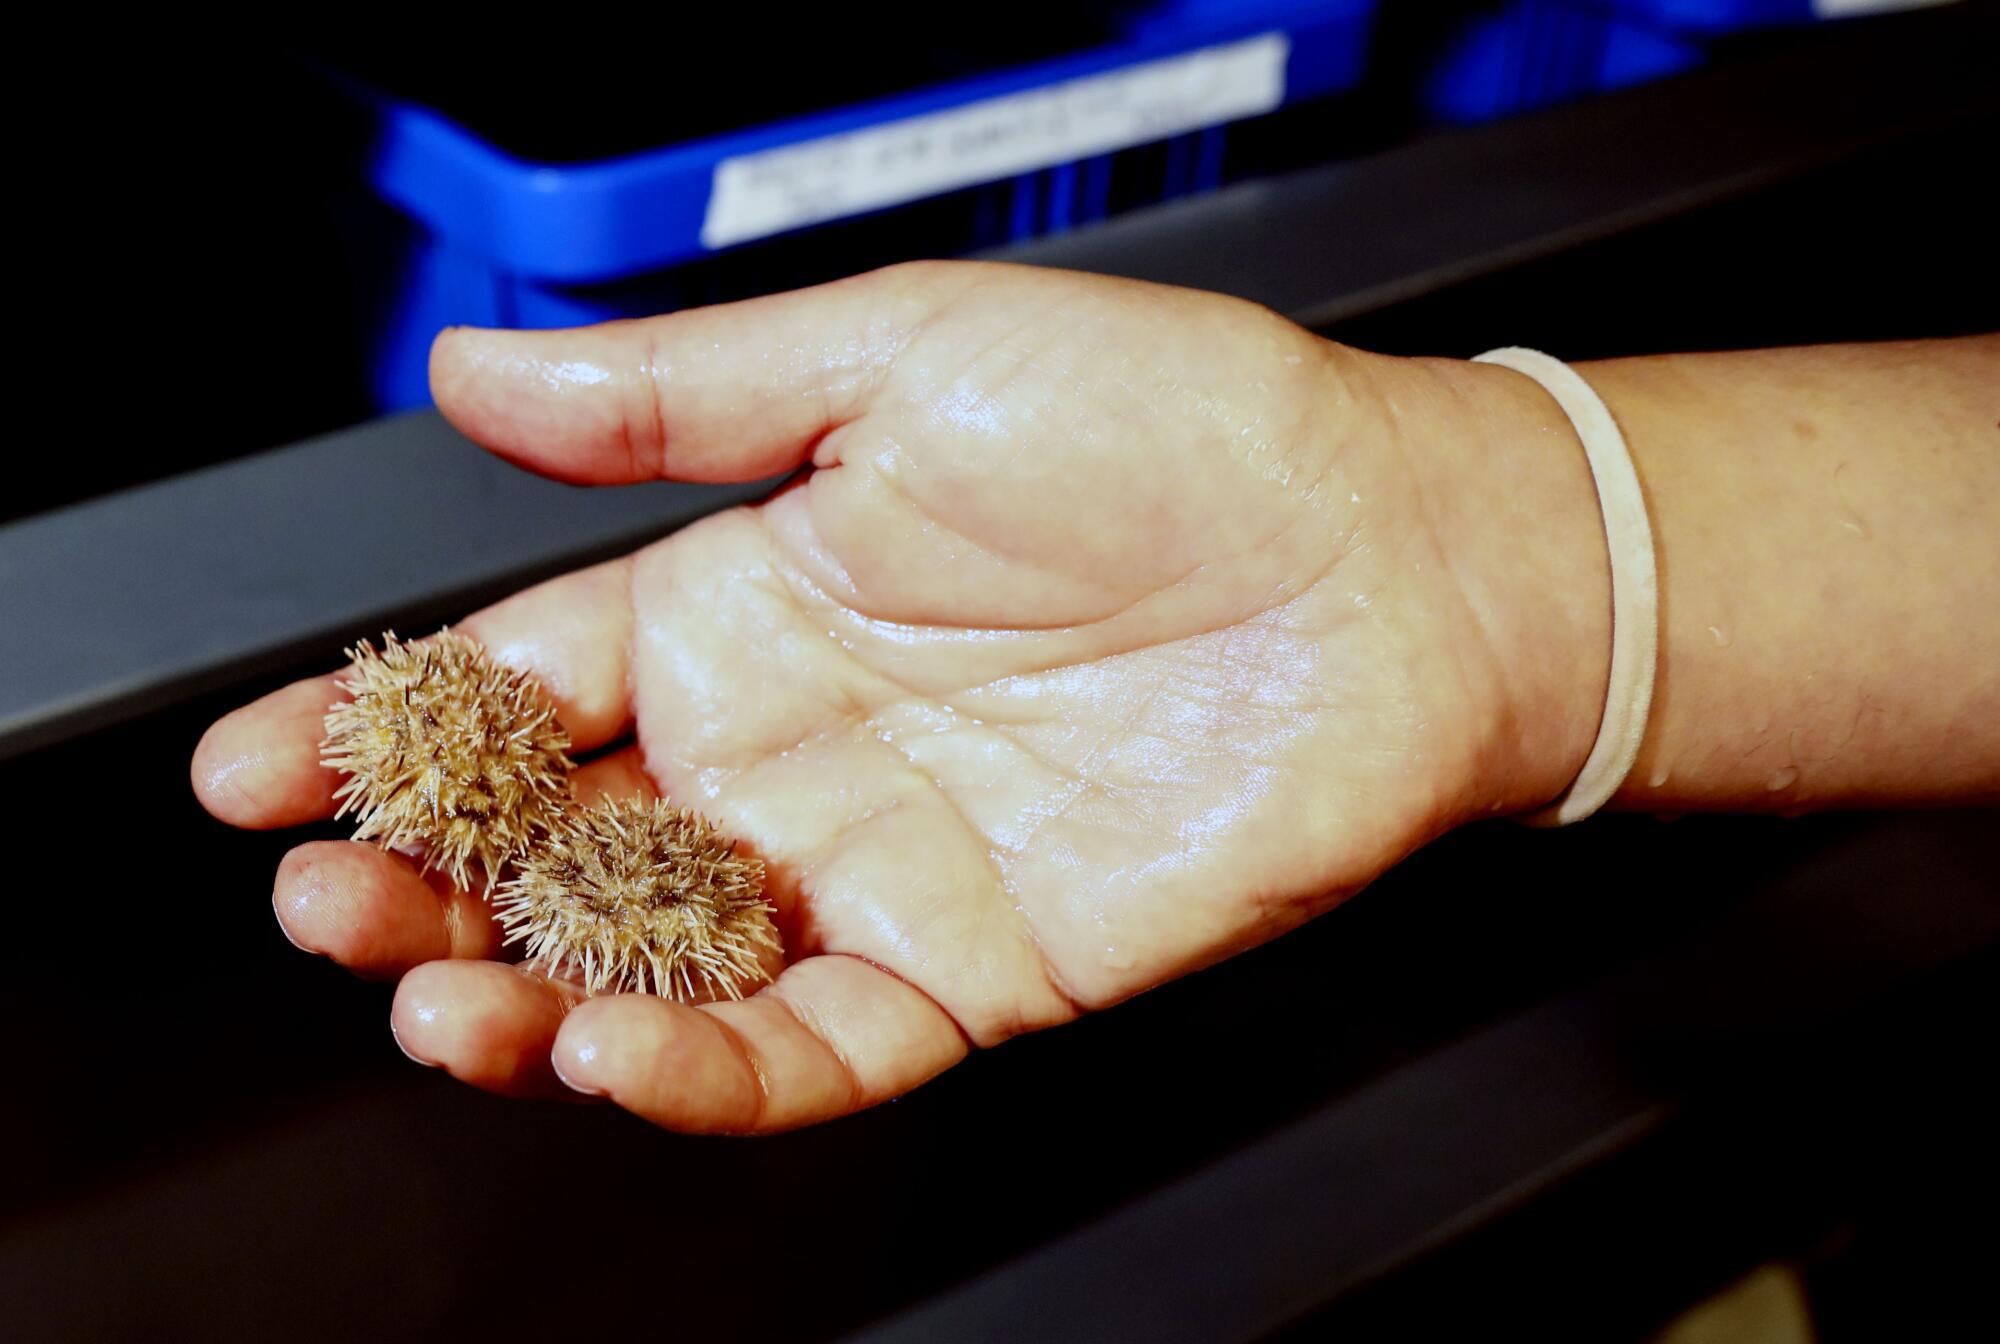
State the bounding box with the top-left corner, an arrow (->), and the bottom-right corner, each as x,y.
190,261 -> 1629,1133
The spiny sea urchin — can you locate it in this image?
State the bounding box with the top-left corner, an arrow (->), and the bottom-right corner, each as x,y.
322,630 -> 572,893
494,798 -> 779,1001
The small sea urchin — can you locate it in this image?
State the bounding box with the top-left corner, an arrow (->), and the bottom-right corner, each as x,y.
495,798 -> 779,1001
322,631 -> 572,892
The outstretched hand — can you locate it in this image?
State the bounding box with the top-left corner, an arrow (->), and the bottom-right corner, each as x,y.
192,262 -> 1607,1132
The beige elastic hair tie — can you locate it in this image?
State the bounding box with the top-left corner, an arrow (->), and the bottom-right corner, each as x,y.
1473,347 -> 1658,825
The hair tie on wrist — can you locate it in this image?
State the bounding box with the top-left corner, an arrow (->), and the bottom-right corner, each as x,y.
1473,347 -> 1658,826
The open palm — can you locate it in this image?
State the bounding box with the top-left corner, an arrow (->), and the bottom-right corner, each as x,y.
194,262 -> 1601,1132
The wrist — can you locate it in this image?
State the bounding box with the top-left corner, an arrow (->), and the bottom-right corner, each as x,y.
1383,352 -> 1615,818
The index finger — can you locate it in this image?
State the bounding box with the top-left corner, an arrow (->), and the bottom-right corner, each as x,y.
192,557 -> 635,830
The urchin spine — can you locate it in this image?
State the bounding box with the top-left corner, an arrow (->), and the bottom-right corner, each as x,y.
495,798 -> 778,1002
321,630 -> 573,893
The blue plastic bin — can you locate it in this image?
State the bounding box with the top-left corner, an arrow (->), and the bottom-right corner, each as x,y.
339,0 -> 1378,410
1592,0 -> 1957,33
1424,1 -> 1707,125
1425,0 -> 1959,125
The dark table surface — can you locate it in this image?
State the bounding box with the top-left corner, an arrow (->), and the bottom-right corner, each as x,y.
4,684 -> 1994,1340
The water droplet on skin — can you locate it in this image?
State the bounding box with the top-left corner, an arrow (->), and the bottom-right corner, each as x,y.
1103,948 -> 1135,971
1708,625 -> 1730,648
1767,766 -> 1800,792
1350,492 -> 1361,505
1284,354 -> 1303,366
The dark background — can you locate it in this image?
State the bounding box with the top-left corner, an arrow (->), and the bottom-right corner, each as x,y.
1,4 -> 1680,520
21,8 -> 1991,523
7,8 -> 1997,1340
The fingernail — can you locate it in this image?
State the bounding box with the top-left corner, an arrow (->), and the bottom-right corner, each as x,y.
390,1022 -> 438,1070
552,1048 -> 605,1098
272,901 -> 310,954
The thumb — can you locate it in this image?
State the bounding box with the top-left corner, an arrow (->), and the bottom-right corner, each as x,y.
427,262 -> 960,485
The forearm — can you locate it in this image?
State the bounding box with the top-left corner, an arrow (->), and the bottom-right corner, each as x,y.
1573,338 -> 1999,810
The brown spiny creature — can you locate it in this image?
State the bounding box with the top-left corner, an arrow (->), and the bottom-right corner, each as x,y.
494,798 -> 779,1001
322,630 -> 572,893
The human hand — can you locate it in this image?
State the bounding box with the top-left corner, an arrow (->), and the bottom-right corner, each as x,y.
192,262 -> 1609,1132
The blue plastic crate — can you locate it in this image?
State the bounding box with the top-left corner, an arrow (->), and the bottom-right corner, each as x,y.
1593,0 -> 1819,26
1593,0 -> 1958,33
1424,1 -> 1707,125
1425,0 -> 1962,125
339,0 -> 1378,411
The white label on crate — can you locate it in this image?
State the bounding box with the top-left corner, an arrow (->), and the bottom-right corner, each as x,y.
1813,0 -> 1955,17
701,32 -> 1290,249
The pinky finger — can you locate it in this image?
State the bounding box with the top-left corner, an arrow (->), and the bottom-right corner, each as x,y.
392,960 -> 586,1100
550,955 -> 968,1134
